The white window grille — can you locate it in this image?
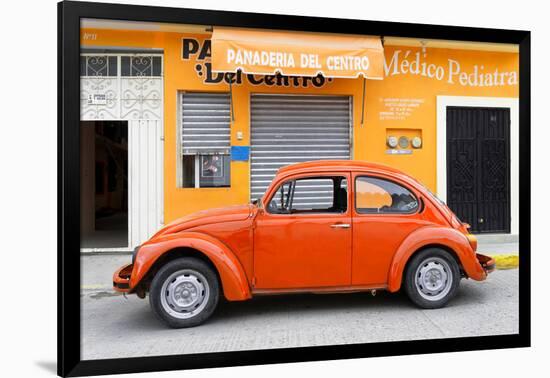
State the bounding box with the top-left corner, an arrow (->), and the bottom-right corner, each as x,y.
80,54 -> 163,121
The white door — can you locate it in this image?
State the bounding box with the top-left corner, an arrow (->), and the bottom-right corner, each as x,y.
128,119 -> 164,248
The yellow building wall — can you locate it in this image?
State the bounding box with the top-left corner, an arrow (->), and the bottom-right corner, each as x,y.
81,28 -> 519,223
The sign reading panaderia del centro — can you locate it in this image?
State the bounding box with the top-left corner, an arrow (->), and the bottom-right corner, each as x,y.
210,27 -> 385,79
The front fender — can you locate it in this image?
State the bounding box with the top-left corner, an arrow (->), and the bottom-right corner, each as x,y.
130,232 -> 252,301
387,226 -> 486,292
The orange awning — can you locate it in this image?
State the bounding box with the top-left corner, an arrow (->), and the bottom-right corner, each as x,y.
211,27 -> 384,79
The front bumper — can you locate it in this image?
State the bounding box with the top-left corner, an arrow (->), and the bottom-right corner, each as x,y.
476,253 -> 496,274
113,263 -> 133,293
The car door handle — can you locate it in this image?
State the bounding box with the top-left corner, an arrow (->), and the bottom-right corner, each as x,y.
330,223 -> 351,229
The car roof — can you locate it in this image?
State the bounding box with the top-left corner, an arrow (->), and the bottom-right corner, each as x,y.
277,160 -> 407,176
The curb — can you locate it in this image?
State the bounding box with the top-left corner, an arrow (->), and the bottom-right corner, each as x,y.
488,254 -> 519,270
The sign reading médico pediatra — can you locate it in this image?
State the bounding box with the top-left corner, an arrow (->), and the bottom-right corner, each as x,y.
385,50 -> 518,87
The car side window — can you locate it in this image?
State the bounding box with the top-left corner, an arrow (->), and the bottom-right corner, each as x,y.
267,176 -> 347,214
355,176 -> 418,214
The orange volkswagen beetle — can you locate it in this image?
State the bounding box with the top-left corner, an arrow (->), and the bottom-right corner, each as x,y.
114,160 -> 495,328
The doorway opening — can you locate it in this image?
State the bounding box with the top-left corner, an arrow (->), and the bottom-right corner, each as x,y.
80,121 -> 129,249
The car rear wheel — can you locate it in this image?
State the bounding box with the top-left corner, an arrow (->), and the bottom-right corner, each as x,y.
404,248 -> 460,309
149,257 -> 219,328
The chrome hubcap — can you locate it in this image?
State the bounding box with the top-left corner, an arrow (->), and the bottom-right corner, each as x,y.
415,257 -> 453,301
160,269 -> 210,319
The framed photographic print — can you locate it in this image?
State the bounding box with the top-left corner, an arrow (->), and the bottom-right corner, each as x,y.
58,0 -> 530,376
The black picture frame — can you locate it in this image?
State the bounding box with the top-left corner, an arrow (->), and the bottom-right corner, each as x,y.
58,1 -> 531,376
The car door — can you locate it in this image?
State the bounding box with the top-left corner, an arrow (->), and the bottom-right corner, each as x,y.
253,172 -> 352,290
351,173 -> 429,286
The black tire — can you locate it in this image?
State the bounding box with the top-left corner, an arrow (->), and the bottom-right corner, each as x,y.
149,257 -> 219,328
403,248 -> 460,309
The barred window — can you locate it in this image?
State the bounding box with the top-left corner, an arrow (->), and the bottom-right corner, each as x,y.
80,55 -> 162,77
80,56 -> 117,77
179,92 -> 231,188
121,56 -> 162,77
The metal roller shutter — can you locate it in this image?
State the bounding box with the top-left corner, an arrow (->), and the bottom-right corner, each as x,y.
181,92 -> 231,155
250,94 -> 352,204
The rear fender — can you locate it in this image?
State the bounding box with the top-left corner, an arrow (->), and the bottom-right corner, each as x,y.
131,232 -> 252,301
387,226 -> 486,292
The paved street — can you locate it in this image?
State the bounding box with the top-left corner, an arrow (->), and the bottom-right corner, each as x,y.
81,267 -> 518,360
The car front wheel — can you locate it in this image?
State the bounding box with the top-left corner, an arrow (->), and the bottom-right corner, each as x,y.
404,248 -> 460,309
149,257 -> 219,328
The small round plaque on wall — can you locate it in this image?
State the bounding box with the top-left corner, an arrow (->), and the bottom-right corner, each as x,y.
411,136 -> 422,148
387,136 -> 398,148
398,136 -> 409,149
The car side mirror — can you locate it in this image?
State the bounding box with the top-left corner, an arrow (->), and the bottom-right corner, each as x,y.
251,198 -> 259,205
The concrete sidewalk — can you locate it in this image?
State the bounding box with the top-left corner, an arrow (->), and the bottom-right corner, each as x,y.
477,235 -> 518,255
81,239 -> 519,291
82,254 -> 130,291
